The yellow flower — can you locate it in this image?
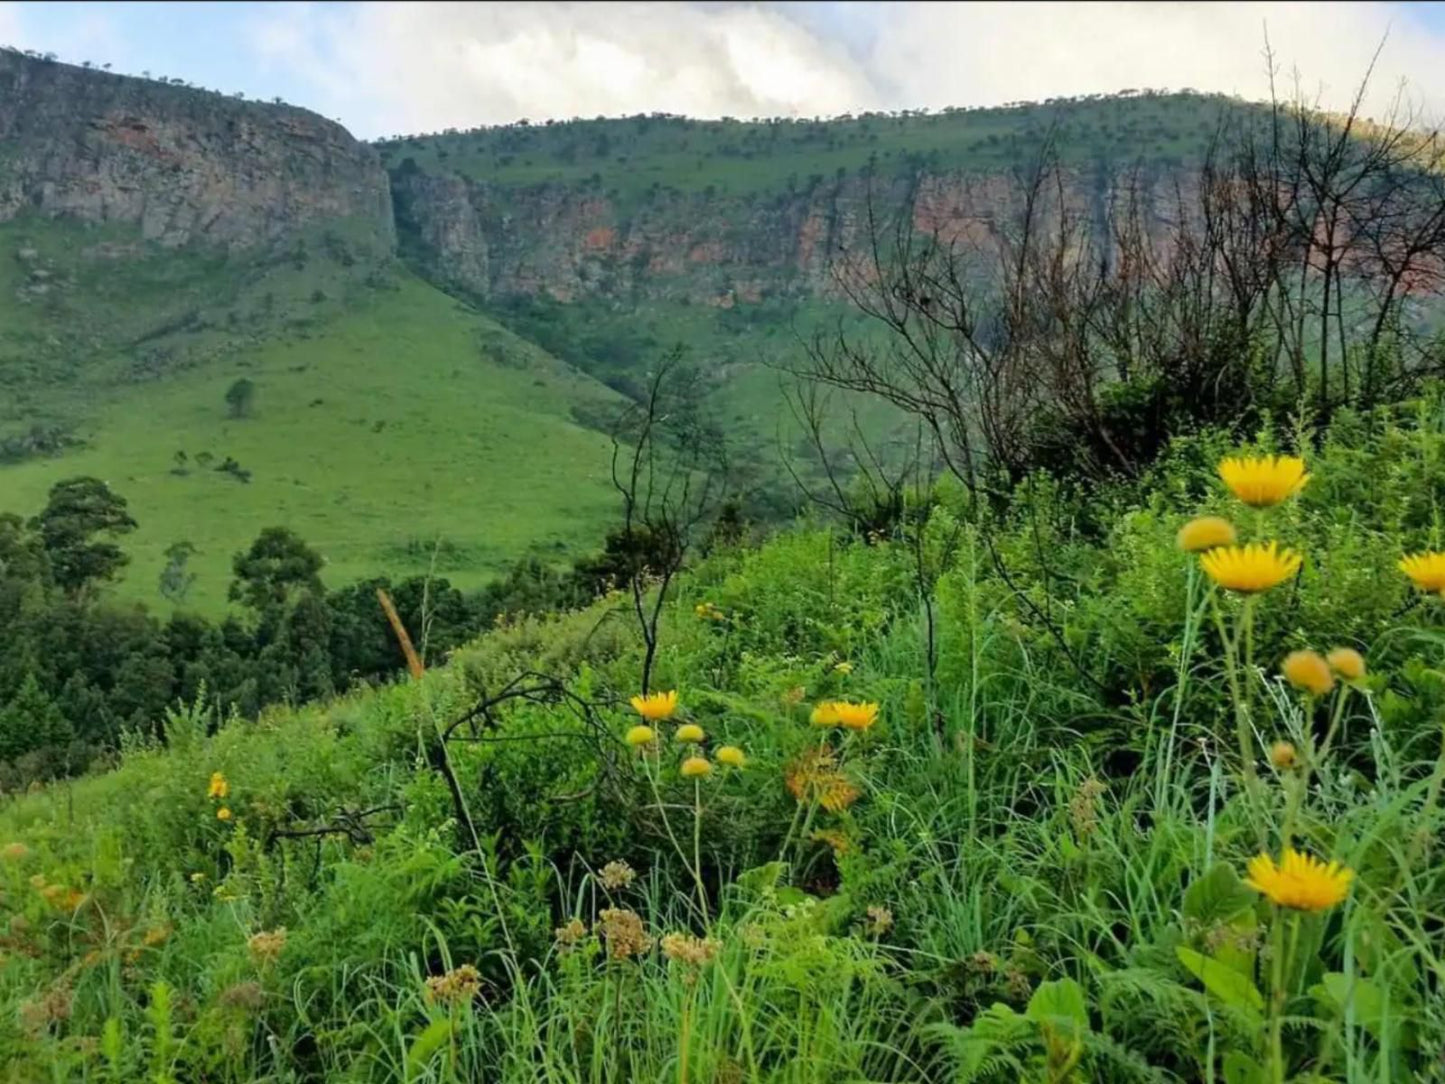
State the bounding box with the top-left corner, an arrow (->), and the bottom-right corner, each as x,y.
630,690 -> 678,721
833,660 -> 854,674
189,872 -> 207,883
1176,516 -> 1238,553
1268,741 -> 1298,770
216,807 -> 233,822
625,724 -> 656,747
810,702 -> 840,727
207,771 -> 229,800
674,723 -> 705,744
830,701 -> 879,731
1218,454 -> 1310,507
1281,649 -> 1334,696
1199,542 -> 1302,594
1326,647 -> 1366,681
1398,552 -> 1445,594
680,756 -> 712,778
1245,848 -> 1353,911
715,745 -> 746,768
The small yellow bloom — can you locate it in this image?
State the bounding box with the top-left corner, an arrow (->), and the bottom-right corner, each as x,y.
630,690 -> 679,721
1268,741 -> 1298,770
1326,647 -> 1366,681
1199,542 -> 1302,594
680,756 -> 712,778
1398,552 -> 1445,594
1218,454 -> 1309,507
810,702 -> 840,727
674,723 -> 705,744
1245,848 -> 1353,912
625,725 -> 656,747
1281,649 -> 1334,696
190,872 -> 207,883
715,745 -> 746,768
207,771 -> 229,800
831,700 -> 880,731
216,807 -> 233,822
833,660 -> 854,674
1176,516 -> 1238,553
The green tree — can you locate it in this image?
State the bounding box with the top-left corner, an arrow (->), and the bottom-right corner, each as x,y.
224,378 -> 256,419
158,541 -> 198,604
0,672 -> 71,763
229,527 -> 324,613
31,477 -> 137,596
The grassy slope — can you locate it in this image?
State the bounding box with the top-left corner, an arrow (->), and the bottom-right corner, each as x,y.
380,91 -> 1235,206
0,255 -> 625,613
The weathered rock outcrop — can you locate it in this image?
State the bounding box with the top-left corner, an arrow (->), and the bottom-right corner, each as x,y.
390,161 -> 1182,306
0,50 -> 393,254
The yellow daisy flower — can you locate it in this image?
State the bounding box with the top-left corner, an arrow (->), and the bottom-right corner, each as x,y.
1398,552 -> 1445,594
830,700 -> 880,731
1326,647 -> 1366,681
680,756 -> 712,778
625,725 -> 656,747
216,807 -> 233,822
1244,848 -> 1353,912
630,690 -> 679,721
1218,455 -> 1309,507
1281,649 -> 1333,696
715,745 -> 746,768
1199,542 -> 1302,594
208,771 -> 229,800
674,724 -> 705,744
1176,516 -> 1237,553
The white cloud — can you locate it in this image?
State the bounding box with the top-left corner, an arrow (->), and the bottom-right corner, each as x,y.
249,1 -> 879,139
869,2 -> 1445,123
245,1 -> 1445,138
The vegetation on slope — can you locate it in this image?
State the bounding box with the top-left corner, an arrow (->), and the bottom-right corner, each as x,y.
3,398 -> 1445,1079
377,91 -> 1236,206
0,217 -> 625,612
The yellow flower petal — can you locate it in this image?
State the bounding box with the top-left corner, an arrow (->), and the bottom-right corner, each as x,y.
1199,542 -> 1302,594
630,690 -> 679,721
1218,455 -> 1309,508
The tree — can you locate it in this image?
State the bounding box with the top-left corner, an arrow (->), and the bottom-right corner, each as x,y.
31,477 -> 137,596
0,672 -> 71,765
159,541 -> 198,604
224,378 -> 257,419
229,527 -> 323,613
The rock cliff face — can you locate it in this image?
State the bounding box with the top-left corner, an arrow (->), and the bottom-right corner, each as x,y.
390,161 -> 1182,306
0,51 -> 394,254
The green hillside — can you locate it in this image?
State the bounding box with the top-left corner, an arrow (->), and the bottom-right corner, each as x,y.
0,218 -> 625,613
379,91 -> 1235,206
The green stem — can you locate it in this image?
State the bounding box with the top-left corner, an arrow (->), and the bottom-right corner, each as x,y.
692,778 -> 708,921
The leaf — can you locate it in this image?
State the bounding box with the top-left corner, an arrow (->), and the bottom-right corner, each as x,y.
1176,946 -> 1265,1016
1182,863 -> 1256,927
405,1018 -> 453,1082
1221,1051 -> 1267,1084
735,862 -> 785,898
1026,978 -> 1089,1038
1315,972 -> 1387,1039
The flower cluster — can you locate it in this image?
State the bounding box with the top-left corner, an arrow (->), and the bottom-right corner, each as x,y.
1181,455 -> 1310,594
597,907 -> 653,960
247,928 -> 287,966
425,963 -> 482,1005
694,601 -> 726,622
208,770 -> 232,822
660,931 -> 721,968
626,691 -> 746,778
599,860 -> 636,890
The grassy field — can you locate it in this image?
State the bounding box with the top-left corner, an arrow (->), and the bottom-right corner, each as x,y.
2,402 -> 1445,1080
0,255 -> 625,613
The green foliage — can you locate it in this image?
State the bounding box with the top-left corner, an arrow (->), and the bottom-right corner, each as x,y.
4,400 -> 1445,1081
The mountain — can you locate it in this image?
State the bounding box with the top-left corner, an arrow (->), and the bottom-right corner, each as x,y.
0,48 -> 1241,611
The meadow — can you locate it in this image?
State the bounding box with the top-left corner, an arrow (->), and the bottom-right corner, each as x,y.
2,394 -> 1444,1082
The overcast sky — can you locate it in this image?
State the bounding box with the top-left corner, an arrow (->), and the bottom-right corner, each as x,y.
4,1 -> 1445,139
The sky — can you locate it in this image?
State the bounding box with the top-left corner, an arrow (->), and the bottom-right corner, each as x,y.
4,1 -> 1445,139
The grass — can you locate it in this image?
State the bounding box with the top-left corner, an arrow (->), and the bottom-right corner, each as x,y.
0,256 -> 625,613
4,407 -> 1445,1080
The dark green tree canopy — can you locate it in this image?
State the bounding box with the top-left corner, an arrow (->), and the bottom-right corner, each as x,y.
229,526 -> 324,612
224,378 -> 257,419
30,477 -> 138,595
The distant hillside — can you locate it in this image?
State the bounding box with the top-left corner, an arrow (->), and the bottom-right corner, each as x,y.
378,92 -> 1241,305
